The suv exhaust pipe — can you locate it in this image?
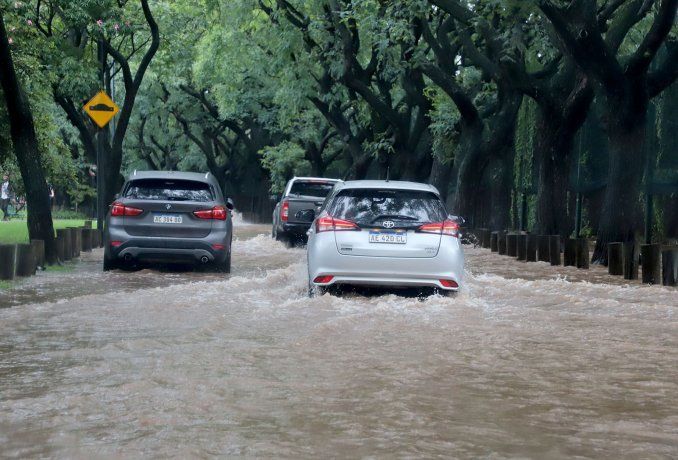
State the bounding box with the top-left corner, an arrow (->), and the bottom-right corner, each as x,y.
123,253 -> 133,262
200,256 -> 209,264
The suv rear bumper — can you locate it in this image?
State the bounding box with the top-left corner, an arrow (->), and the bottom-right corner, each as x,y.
107,236 -> 229,264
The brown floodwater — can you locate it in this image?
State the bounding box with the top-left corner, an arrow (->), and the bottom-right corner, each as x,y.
1,221 -> 676,458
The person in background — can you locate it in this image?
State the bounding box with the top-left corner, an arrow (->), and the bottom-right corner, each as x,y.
1,174 -> 10,221
48,183 -> 55,210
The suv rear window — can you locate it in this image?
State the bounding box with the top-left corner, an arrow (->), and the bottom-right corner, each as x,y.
328,189 -> 447,225
124,179 -> 213,202
289,181 -> 336,198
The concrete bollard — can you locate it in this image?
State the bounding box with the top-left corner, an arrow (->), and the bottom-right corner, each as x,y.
68,228 -> 81,258
81,228 -> 93,252
481,229 -> 491,249
57,229 -> 72,261
91,229 -> 100,249
30,239 -> 45,269
576,238 -> 590,269
55,232 -> 66,262
0,244 -> 17,281
526,235 -> 538,262
623,242 -> 638,280
641,244 -> 661,285
549,235 -> 561,266
661,249 -> 677,286
497,231 -> 507,255
564,239 -> 577,267
506,233 -> 518,257
516,234 -> 527,261
608,243 -> 623,276
490,232 -> 499,252
537,235 -> 550,263
15,244 -> 36,277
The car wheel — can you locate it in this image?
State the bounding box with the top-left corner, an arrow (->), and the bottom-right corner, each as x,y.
308,280 -> 327,298
276,230 -> 289,245
103,251 -> 119,271
217,250 -> 232,273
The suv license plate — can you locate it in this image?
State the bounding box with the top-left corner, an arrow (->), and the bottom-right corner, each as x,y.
369,231 -> 406,244
153,215 -> 182,224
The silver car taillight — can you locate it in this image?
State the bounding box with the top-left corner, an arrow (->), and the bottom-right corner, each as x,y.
316,215 -> 359,232
417,219 -> 459,237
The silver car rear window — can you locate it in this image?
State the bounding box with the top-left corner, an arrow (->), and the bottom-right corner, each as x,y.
124,179 -> 213,202
328,189 -> 446,225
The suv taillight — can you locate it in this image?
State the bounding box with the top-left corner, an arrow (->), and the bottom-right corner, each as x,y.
281,200 -> 289,222
194,206 -> 227,220
316,215 -> 359,232
111,202 -> 143,217
418,219 -> 459,237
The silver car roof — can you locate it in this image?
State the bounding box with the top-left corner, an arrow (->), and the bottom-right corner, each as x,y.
336,180 -> 440,195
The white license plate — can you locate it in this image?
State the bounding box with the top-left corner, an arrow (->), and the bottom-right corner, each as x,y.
369,231 -> 407,244
153,215 -> 183,224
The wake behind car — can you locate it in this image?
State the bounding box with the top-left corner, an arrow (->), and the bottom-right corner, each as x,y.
272,177 -> 341,245
103,171 -> 234,271
306,180 -> 464,296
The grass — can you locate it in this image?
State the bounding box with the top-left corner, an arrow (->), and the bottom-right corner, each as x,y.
0,219 -> 98,244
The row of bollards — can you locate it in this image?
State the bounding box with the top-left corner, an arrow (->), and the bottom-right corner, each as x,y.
472,228 -> 676,286
607,242 -> 677,286
476,229 -> 585,268
0,221 -> 103,282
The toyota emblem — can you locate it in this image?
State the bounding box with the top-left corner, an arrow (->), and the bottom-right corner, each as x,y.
165,203 -> 172,210
382,220 -> 395,229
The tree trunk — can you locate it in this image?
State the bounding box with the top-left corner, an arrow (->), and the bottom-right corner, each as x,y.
592,90 -> 647,263
429,156 -> 454,205
451,124 -> 484,221
0,13 -> 56,264
487,156 -> 513,231
533,109 -> 571,237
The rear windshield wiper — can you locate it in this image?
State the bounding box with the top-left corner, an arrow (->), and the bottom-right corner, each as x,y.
371,214 -> 419,222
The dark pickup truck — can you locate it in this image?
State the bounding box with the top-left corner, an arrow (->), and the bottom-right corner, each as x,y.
272,177 -> 341,245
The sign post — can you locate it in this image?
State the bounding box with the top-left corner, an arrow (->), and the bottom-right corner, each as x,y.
83,89 -> 119,231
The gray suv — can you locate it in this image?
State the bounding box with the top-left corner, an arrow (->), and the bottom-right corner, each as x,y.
103,171 -> 234,271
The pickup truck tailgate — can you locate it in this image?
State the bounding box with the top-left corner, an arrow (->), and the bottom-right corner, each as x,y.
286,196 -> 325,224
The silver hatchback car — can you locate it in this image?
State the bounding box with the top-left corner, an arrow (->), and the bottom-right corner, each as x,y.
103,171 -> 234,271
306,180 -> 464,296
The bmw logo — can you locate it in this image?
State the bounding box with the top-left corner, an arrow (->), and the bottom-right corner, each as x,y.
165,203 -> 172,210
383,220 -> 395,229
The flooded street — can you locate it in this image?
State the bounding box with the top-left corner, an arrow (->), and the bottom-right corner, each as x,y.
1,223 -> 677,458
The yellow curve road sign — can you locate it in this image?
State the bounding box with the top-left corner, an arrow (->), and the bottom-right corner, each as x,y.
83,91 -> 120,128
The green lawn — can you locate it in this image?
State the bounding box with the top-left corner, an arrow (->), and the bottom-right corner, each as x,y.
0,219 -> 97,244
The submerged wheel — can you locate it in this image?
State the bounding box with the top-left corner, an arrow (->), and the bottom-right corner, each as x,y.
103,252 -> 119,271
308,279 -> 327,298
217,250 -> 232,273
276,231 -> 292,247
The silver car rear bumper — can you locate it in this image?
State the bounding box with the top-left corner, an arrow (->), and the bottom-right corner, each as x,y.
308,234 -> 464,290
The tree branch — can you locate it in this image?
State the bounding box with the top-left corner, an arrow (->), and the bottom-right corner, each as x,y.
627,0 -> 678,75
